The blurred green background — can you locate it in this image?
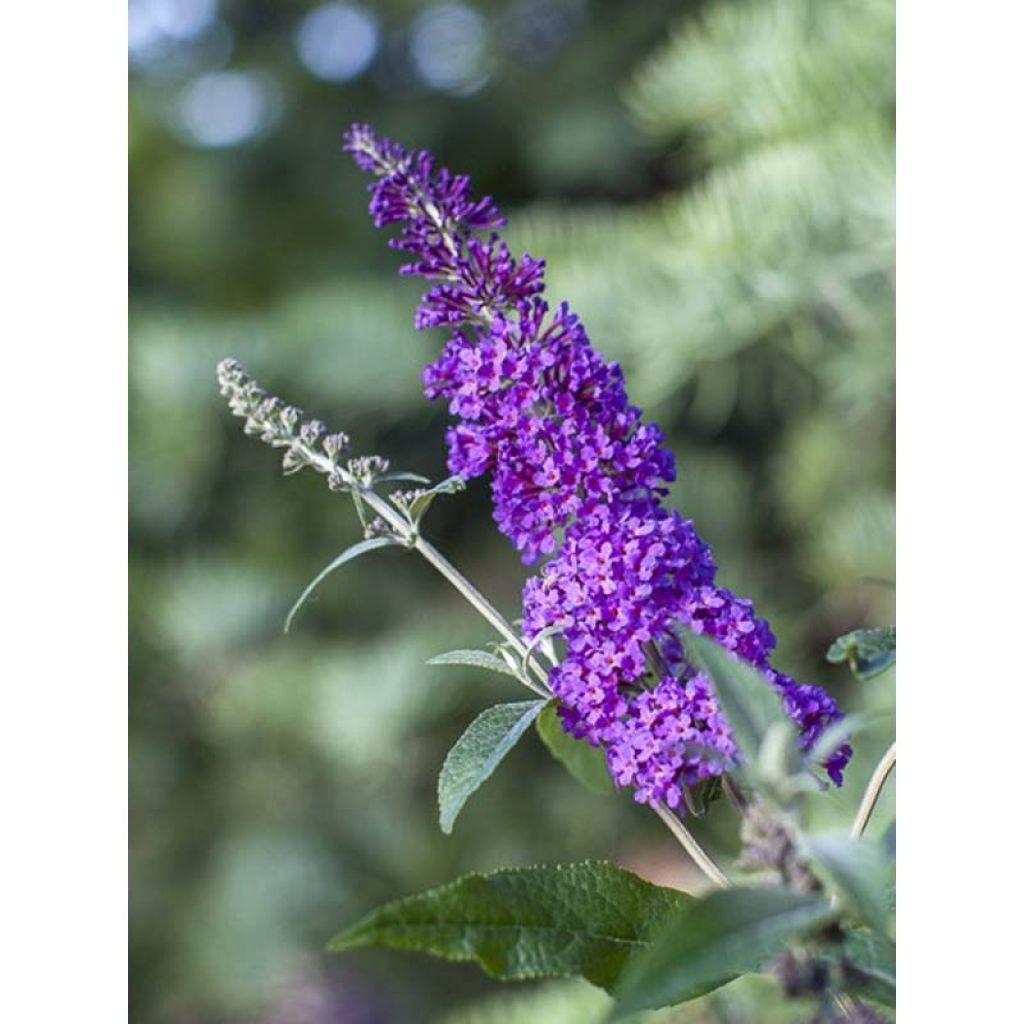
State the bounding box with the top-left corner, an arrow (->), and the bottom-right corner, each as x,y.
129,1 -> 895,1021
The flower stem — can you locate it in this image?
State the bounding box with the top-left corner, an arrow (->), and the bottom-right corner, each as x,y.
653,803 -> 731,890
363,491 -> 550,698
850,741 -> 895,839
297,437 -> 731,881
367,473 -> 733,888
414,535 -> 549,694
292,440 -> 550,697
722,776 -> 749,815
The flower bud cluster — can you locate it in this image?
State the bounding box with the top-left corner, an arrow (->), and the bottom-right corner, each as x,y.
736,798 -> 822,893
344,126 -> 851,808
218,357 -> 363,493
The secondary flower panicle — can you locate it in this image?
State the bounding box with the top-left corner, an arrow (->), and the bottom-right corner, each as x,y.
218,357 -> 390,497
343,124 -> 851,809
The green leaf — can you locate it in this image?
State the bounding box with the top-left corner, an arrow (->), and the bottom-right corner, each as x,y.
612,887 -> 835,1016
684,776 -> 723,818
836,928 -> 897,1008
536,704 -> 616,795
817,927 -> 896,1008
427,648 -> 523,681
328,861 -> 692,991
826,626 -> 896,680
755,721 -> 801,787
379,471 -> 432,486
438,701 -> 546,834
682,631 -> 798,775
520,625 -> 560,678
409,475 -> 467,523
284,537 -> 400,633
804,834 -> 892,936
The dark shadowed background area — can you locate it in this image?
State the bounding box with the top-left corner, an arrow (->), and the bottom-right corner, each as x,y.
129,1 -> 895,1020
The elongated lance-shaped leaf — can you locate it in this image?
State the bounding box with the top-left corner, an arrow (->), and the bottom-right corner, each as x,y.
438,701 -> 546,833
826,626 -> 896,680
378,471 -> 431,485
284,537 -> 400,633
682,631 -> 798,775
427,649 -> 524,681
328,861 -> 692,991
804,834 -> 892,937
611,887 -> 835,1016
536,704 -> 616,795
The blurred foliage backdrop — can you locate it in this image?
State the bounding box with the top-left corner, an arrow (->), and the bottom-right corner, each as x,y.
129,1 -> 895,1021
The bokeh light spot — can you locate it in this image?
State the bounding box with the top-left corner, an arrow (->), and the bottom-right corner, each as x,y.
295,3 -> 379,83
176,71 -> 278,148
129,1 -> 164,56
149,0 -> 217,41
410,3 -> 490,96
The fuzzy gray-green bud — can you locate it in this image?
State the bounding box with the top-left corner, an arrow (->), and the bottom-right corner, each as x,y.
217,359 -> 428,504
347,455 -> 390,486
323,432 -> 351,459
300,419 -> 325,446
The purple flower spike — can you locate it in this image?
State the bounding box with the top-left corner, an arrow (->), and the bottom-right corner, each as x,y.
345,124 -> 852,808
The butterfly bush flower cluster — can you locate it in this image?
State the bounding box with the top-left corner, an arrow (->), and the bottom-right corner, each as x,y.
344,124 -> 851,809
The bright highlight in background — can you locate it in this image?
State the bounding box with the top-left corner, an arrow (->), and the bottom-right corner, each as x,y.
410,3 -> 490,95
295,3 -> 379,82
148,0 -> 217,39
130,0 -> 217,53
176,71 -> 277,148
